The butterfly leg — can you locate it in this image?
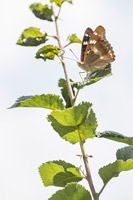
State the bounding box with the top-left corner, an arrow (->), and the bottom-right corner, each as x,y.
79,71 -> 86,82
84,72 -> 92,82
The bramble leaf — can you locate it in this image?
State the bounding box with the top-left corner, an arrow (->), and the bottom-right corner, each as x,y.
9,96 -> 33,108
17,27 -> 47,46
47,102 -> 97,144
50,0 -> 72,7
99,159 -> 133,184
116,146 -> 133,161
72,65 -> 112,89
50,102 -> 92,126
78,109 -> 97,141
30,3 -> 53,21
36,45 -> 60,61
10,94 -> 65,110
58,78 -> 75,108
96,130 -> 133,145
39,160 -> 83,187
47,115 -> 79,144
67,34 -> 81,44
49,183 -> 92,200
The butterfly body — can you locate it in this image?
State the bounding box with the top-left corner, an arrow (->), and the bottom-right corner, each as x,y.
77,26 -> 115,72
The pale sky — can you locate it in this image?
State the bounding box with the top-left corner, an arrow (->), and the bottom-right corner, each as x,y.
0,0 -> 133,199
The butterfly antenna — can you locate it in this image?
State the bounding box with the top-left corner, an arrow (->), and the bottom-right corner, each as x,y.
69,49 -> 79,61
63,56 -> 77,62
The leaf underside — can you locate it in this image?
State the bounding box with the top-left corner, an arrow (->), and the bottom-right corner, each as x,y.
73,65 -> 112,89
30,3 -> 53,21
116,146 -> 133,161
96,130 -> 133,145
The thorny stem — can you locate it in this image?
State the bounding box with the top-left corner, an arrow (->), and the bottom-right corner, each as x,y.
78,129 -> 99,200
51,4 -> 74,106
51,3 -> 98,200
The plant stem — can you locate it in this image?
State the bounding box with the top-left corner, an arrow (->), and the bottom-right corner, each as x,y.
51,3 -> 98,199
64,42 -> 71,48
98,182 -> 108,198
51,4 -> 74,106
78,130 -> 98,200
73,89 -> 80,105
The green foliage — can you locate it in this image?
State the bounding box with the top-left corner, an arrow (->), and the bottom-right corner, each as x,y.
14,0 -> 133,199
36,45 -> 60,61
78,109 -> 98,140
67,34 -> 81,45
50,0 -> 72,7
30,3 -> 53,21
58,79 -> 75,108
49,102 -> 92,126
99,159 -> 133,184
116,146 -> 133,161
10,94 -> 65,110
47,102 -> 97,144
47,115 -> 79,144
9,96 -> 33,108
17,27 -> 47,46
73,65 -> 112,89
99,145 -> 133,185
39,160 -> 83,187
96,130 -> 133,145
49,183 -> 92,200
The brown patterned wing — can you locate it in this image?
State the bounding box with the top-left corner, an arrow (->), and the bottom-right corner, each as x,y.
81,27 -> 93,62
84,26 -> 115,68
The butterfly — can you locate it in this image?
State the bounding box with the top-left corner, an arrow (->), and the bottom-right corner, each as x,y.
77,26 -> 115,72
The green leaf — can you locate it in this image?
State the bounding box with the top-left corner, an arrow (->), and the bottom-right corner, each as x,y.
96,130 -> 133,145
116,146 -> 133,161
99,159 -> 133,184
78,109 -> 97,141
72,65 -> 112,89
30,3 -> 53,21
9,96 -> 33,108
47,115 -> 80,144
67,34 -> 81,44
47,102 -> 97,144
50,102 -> 92,126
39,160 -> 83,187
17,27 -> 47,46
58,79 -> 75,108
49,183 -> 92,200
10,94 -> 65,110
50,0 -> 72,7
36,45 -> 60,61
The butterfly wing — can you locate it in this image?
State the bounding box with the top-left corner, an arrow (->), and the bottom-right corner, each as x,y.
81,27 -> 93,62
84,26 -> 115,69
